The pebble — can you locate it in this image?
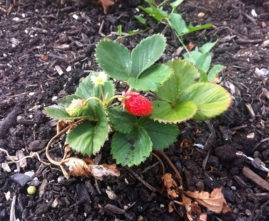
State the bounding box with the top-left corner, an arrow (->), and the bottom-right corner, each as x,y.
10,173 -> 31,186
245,209 -> 252,216
57,176 -> 65,183
223,188 -> 235,202
197,12 -> 205,18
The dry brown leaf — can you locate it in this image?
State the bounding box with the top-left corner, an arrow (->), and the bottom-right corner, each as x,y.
162,173 -> 179,198
89,163 -> 120,180
64,157 -> 120,180
98,0 -> 115,14
182,194 -> 207,221
185,187 -> 231,214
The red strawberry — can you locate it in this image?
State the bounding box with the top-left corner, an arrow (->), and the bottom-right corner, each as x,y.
122,92 -> 153,116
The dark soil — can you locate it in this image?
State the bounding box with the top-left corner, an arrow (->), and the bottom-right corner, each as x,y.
1,0 -> 269,220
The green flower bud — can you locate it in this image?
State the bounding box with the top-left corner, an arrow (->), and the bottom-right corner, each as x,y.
27,186 -> 36,195
65,99 -> 88,117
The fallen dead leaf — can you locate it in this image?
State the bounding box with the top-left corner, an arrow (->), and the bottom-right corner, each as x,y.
182,194 -> 207,221
16,150 -> 27,171
63,157 -> 120,180
162,173 -> 179,198
184,187 -> 231,214
98,0 -> 115,14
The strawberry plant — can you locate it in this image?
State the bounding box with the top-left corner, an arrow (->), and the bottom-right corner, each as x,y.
45,34 -> 231,167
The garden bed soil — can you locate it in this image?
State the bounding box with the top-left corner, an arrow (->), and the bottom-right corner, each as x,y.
0,0 -> 269,220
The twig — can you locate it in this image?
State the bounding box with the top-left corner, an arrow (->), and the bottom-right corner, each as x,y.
141,162 -> 159,174
254,137 -> 269,150
10,195 -> 16,221
151,152 -> 165,175
127,168 -> 157,192
0,7 -> 7,13
98,20 -> 105,36
95,179 -> 102,195
154,150 -> 183,188
242,167 -> 269,191
202,120 -> 216,170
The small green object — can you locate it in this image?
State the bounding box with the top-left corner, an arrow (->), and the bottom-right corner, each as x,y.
27,186 -> 36,195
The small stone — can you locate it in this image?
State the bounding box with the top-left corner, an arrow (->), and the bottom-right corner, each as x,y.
24,171 -> 34,177
28,140 -> 44,151
251,9 -> 258,17
51,198 -> 59,208
106,187 -> 117,200
245,209 -> 252,216
72,14 -> 79,20
197,12 -> 205,18
222,188 -> 235,202
246,132 -> 255,139
4,191 -> 10,201
57,176 -> 65,183
10,173 -> 31,186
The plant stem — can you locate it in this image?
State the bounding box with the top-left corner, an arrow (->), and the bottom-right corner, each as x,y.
176,33 -> 191,56
84,96 -> 103,106
99,85 -> 106,104
106,95 -> 125,107
45,119 -> 85,166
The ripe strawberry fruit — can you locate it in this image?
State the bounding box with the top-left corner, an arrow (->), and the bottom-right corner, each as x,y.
122,92 -> 153,116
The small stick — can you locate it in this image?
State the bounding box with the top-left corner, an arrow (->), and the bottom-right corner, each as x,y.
242,167 -> 269,191
155,150 -> 183,188
152,152 -> 165,175
127,168 -> 157,192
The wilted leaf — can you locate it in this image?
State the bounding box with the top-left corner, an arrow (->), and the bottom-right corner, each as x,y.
98,0 -> 115,14
185,187 -> 231,213
63,157 -> 120,180
182,194 -> 207,221
162,173 -> 179,198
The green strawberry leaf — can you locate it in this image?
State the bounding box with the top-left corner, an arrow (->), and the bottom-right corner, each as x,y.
67,104 -> 109,155
131,34 -> 166,78
156,60 -> 199,103
168,13 -> 189,36
96,39 -> 131,80
111,127 -> 152,166
180,82 -> 232,120
200,40 -> 218,54
75,73 -> 115,102
208,64 -> 224,82
139,118 -> 179,149
150,100 -> 197,123
107,107 -> 137,134
128,64 -> 172,91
